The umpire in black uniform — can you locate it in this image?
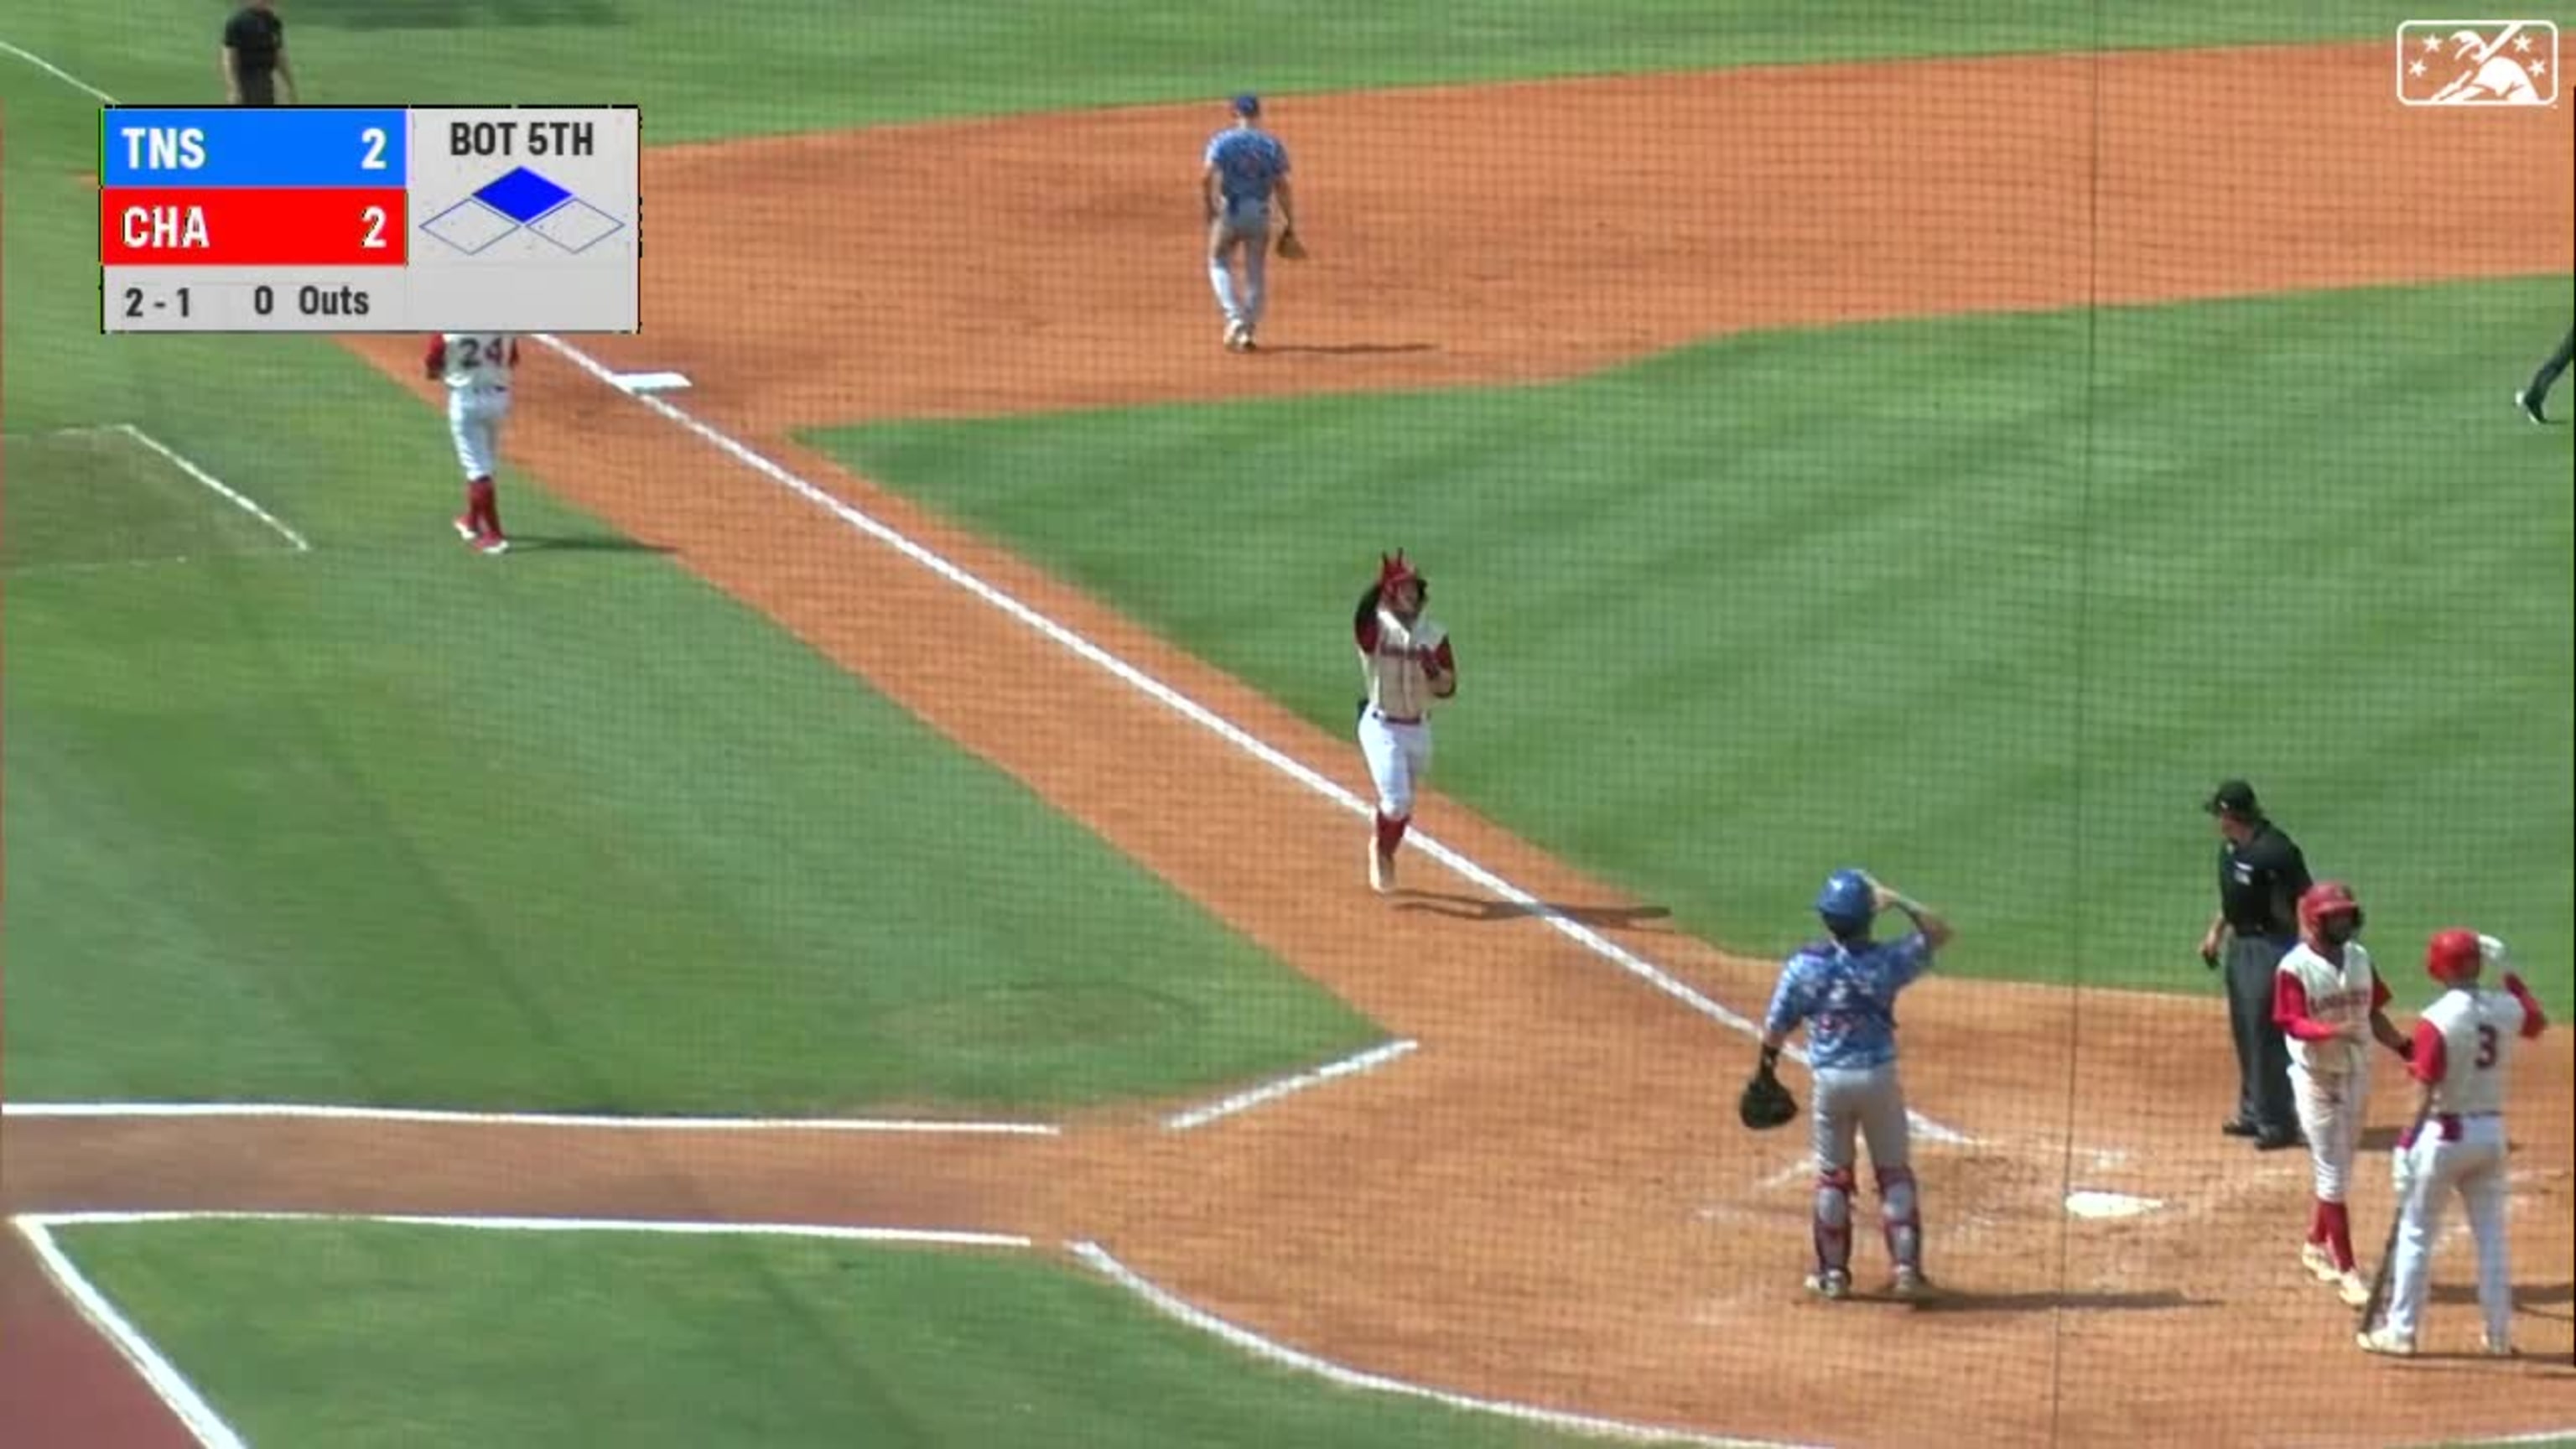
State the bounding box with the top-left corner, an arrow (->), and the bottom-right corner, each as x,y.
2197,779 -> 2311,1150
221,0 -> 297,107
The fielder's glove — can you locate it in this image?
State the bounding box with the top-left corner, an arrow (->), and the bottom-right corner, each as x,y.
1276,227 -> 1308,261
1739,1049 -> 1798,1131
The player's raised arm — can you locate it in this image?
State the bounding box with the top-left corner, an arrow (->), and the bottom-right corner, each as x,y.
1867,876 -> 1951,953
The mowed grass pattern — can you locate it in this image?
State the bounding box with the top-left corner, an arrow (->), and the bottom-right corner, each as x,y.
54,1220 -> 1716,1449
3,522 -> 1374,1110
823,281 -> 2575,1007
4,50 -> 1374,1112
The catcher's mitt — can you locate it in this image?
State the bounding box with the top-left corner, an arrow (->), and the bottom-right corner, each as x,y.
1276,227 -> 1308,260
1739,1059 -> 1799,1131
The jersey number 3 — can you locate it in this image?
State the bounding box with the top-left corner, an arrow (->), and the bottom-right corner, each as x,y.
2472,1023 -> 2499,1070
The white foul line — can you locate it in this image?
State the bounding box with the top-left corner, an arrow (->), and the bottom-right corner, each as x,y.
114,423 -> 311,552
523,333 -> 1968,1148
1164,1039 -> 1419,1131
1071,1239 -> 1820,1449
18,1210 -> 1031,1249
0,39 -> 117,102
0,1101 -> 1062,1135
13,1218 -> 247,1449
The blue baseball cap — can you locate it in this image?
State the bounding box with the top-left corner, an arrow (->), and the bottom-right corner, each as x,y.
1231,93 -> 1261,117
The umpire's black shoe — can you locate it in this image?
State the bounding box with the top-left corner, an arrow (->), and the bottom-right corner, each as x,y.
2517,388 -> 2548,425
2222,1119 -> 2259,1138
2255,1127 -> 2302,1151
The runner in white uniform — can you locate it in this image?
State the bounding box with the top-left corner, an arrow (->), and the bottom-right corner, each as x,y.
2270,881 -> 2411,1306
2360,929 -> 2550,1358
1353,551 -> 1453,893
425,331 -> 517,555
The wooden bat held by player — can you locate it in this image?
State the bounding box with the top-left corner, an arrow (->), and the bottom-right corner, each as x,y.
2355,1089 -> 2438,1333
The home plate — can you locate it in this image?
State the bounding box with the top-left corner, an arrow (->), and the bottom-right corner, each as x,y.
609,371 -> 692,394
2064,1191 -> 2163,1219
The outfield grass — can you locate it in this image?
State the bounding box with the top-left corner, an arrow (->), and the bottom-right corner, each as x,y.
11,1 -> 2431,144
4,53 -> 1374,1111
54,1218 -> 1707,1448
819,281 -> 2576,1010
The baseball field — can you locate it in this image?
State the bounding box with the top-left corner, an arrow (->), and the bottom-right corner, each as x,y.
3,3 -> 2572,1446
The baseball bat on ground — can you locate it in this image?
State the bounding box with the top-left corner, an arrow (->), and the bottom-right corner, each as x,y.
2355,1091 -> 2438,1333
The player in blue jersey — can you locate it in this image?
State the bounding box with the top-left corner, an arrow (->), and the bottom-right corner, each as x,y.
1202,93 -> 1296,351
1760,869 -> 1954,1302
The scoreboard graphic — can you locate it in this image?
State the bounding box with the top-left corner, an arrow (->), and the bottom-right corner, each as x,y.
101,105 -> 638,335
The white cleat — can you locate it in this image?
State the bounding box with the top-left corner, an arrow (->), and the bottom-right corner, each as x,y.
2482,1335 -> 2516,1358
1223,319 -> 1249,351
2355,1326 -> 2416,1358
1889,1265 -> 1933,1301
2300,1243 -> 2340,1284
1805,1270 -> 1851,1301
453,514 -> 480,541
2336,1270 -> 2371,1308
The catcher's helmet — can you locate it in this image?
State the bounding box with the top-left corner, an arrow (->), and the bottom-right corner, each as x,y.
1815,869 -> 1875,938
2426,927 -> 2483,986
2298,880 -> 2364,939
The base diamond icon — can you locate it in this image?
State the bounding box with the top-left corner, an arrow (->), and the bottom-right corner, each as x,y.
526,197 -> 625,254
475,167 -> 574,224
418,198 -> 522,255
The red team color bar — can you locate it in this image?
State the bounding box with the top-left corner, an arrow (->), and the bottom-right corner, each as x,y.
100,186 -> 409,266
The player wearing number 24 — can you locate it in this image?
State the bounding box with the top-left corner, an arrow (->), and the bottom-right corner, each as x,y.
425,333 -> 519,555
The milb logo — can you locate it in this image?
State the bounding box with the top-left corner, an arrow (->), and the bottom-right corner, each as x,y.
2396,20 -> 2558,105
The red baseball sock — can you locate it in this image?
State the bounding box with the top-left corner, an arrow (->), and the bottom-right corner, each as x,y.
1375,812 -> 1409,855
467,477 -> 501,534
2309,1197 -> 2329,1245
2324,1202 -> 2355,1270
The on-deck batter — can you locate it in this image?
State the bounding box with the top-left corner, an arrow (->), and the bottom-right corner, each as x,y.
425,330 -> 517,555
1353,551 -> 1454,894
2270,880 -> 2412,1306
2360,929 -> 2550,1357
1760,870 -> 1954,1301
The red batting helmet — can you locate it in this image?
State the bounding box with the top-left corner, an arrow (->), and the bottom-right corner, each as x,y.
2425,928 -> 2483,986
2298,880 -> 2364,938
1378,551 -> 1422,591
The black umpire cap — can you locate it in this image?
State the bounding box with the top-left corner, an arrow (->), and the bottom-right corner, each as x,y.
2205,778 -> 2263,820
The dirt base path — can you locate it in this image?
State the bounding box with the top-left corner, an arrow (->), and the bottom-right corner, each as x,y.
10,39 -> 2574,1449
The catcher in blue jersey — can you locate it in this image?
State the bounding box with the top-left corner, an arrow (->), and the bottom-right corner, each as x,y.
1202,92 -> 1303,352
1751,869 -> 1955,1302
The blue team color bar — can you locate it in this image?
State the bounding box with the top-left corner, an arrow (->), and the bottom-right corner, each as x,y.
101,106 -> 410,187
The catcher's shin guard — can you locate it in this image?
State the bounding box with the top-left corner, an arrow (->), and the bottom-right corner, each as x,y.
1814,1166 -> 1857,1275
1877,1165 -> 1922,1271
